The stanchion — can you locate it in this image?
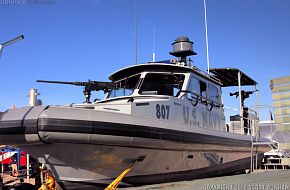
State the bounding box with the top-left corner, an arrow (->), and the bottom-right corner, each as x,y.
1,148 -> 3,190
26,154 -> 30,183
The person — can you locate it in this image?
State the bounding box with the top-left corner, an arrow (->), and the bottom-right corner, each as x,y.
32,161 -> 42,188
38,170 -> 55,190
45,170 -> 55,190
11,155 -> 18,177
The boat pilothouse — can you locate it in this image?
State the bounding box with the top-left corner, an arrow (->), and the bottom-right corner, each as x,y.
94,64 -> 222,131
0,37 -> 270,189
93,36 -> 225,131
101,63 -> 225,131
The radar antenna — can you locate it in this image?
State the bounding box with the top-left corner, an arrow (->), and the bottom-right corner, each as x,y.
169,36 -> 197,65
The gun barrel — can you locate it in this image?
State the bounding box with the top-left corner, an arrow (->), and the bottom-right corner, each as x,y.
37,80 -> 118,89
36,80 -> 79,85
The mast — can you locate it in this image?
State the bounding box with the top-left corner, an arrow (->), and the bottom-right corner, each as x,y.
203,0 -> 210,74
134,0 -> 138,65
152,27 -> 156,62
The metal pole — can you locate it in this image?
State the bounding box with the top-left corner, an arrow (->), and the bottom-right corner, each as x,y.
152,27 -> 156,62
26,154 -> 29,183
203,0 -> 210,74
1,148 -> 4,176
238,71 -> 243,134
17,150 -> 20,174
0,35 -> 24,60
134,0 -> 138,65
0,44 -> 2,59
270,106 -> 273,140
255,84 -> 259,138
254,84 -> 259,171
9,151 -> 11,175
255,153 -> 258,171
250,143 -> 253,172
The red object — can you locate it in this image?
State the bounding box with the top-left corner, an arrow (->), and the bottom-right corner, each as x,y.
0,151 -> 27,166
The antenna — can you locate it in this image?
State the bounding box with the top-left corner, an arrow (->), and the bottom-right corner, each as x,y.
169,37 -> 196,65
152,27 -> 156,62
134,0 -> 138,65
203,0 -> 210,74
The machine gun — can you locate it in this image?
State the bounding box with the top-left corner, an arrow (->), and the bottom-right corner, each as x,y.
229,90 -> 255,106
37,80 -> 119,103
230,90 -> 256,135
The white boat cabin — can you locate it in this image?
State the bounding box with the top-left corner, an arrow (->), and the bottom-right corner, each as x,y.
94,62 -> 226,132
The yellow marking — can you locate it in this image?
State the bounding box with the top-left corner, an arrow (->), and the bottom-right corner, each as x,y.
104,165 -> 133,190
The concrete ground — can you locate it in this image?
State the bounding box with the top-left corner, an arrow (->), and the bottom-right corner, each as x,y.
2,170 -> 290,190
122,170 -> 290,190
1,174 -> 34,187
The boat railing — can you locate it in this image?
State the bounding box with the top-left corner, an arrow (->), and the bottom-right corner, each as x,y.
177,90 -> 223,111
227,105 -> 259,136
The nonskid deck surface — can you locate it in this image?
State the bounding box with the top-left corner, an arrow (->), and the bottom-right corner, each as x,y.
121,170 -> 290,190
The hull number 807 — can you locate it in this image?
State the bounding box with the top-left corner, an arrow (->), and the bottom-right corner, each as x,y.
156,104 -> 170,119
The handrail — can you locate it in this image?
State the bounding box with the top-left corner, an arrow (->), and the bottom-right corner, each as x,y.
177,90 -> 224,110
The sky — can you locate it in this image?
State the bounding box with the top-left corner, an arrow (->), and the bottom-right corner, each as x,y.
0,0 -> 290,121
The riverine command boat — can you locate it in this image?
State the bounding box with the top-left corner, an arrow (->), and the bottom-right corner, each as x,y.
0,37 -> 270,189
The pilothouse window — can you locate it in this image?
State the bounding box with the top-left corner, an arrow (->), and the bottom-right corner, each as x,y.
107,74 -> 140,98
189,77 -> 206,97
208,84 -> 220,103
188,77 -> 200,95
188,77 -> 220,104
139,73 -> 184,96
200,81 -> 207,98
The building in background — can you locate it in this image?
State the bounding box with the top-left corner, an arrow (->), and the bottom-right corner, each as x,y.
271,76 -> 290,153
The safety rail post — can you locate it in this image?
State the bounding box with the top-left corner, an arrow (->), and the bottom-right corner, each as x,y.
17,150 -> 20,176
26,153 -> 29,183
255,84 -> 259,140
247,106 -> 259,172
250,84 -> 260,172
254,102 -> 259,171
251,136 -> 253,172
238,71 -> 243,134
1,148 -> 3,177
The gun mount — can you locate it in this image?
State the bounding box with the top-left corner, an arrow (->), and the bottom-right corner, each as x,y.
37,80 -> 118,103
230,90 -> 255,106
230,90 -> 256,134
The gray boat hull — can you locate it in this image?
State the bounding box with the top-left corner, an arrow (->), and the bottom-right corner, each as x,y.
0,106 -> 269,189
